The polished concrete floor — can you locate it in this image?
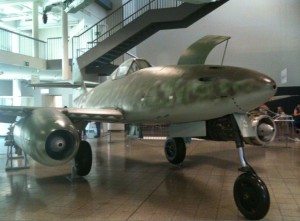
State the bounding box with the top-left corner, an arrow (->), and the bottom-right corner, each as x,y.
0,132 -> 300,221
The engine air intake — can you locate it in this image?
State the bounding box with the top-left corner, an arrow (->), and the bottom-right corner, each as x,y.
46,130 -> 76,160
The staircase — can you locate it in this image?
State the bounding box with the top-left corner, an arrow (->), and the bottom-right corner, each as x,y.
72,0 -> 229,75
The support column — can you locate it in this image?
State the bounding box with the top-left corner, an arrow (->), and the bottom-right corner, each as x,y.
62,7 -> 70,80
13,80 -> 22,106
32,1 -> 39,58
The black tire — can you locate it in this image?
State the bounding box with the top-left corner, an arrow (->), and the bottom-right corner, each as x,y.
75,140 -> 92,176
164,138 -> 186,164
234,173 -> 270,220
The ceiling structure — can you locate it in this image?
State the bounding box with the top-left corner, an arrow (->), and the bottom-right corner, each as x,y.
0,0 -> 217,32
0,0 -> 109,81
0,0 -> 109,32
1,1 -> 62,31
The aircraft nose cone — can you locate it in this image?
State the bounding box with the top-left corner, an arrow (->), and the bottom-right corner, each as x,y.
261,75 -> 277,91
231,68 -> 277,112
257,74 -> 277,100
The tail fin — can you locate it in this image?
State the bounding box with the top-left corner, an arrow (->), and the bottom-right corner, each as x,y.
177,35 -> 231,65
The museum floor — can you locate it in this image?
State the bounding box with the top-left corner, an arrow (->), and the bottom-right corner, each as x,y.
0,132 -> 300,221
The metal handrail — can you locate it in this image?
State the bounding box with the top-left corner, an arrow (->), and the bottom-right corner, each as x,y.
0,1 -> 182,63
47,37 -> 73,60
72,0 -> 182,58
0,27 -> 46,59
0,27 -> 46,44
90,0 -> 156,44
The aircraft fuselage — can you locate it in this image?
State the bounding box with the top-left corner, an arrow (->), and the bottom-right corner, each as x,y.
77,64 -> 276,124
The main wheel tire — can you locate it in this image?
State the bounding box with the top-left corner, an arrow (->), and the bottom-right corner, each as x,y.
164,138 -> 186,164
75,140 -> 92,176
234,173 -> 270,220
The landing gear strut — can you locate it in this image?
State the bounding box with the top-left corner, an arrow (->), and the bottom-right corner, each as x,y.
230,115 -> 270,220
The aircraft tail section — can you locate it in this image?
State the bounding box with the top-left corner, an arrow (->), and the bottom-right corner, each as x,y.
177,35 -> 231,65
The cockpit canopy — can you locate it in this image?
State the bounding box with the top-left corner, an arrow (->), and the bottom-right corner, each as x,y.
111,58 -> 151,80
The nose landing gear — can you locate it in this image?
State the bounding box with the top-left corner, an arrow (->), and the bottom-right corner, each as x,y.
234,173 -> 270,220
230,115 -> 270,220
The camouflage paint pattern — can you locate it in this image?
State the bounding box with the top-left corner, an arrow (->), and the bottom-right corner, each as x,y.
76,64 -> 276,124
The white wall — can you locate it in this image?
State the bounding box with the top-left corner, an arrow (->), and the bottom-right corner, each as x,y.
136,0 -> 300,87
0,50 -> 47,70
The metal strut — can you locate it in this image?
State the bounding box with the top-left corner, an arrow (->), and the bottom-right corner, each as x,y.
229,115 -> 256,175
66,161 -> 82,182
5,124 -> 30,171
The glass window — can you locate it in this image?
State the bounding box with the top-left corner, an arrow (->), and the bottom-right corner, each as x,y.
111,58 -> 151,80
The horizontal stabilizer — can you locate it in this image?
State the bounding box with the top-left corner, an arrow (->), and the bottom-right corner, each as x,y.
177,35 -> 231,65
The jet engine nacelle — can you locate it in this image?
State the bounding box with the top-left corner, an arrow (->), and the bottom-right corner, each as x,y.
206,114 -> 276,146
13,108 -> 80,166
243,114 -> 276,146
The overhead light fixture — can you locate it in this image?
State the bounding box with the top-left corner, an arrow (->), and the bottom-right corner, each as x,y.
43,13 -> 48,24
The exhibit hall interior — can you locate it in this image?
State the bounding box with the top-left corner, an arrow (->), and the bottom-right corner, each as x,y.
0,0 -> 300,220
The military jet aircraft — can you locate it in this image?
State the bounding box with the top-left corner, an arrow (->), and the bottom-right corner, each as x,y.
0,35 -> 277,220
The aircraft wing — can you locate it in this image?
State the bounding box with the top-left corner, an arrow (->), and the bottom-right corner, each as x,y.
61,108 -> 124,122
27,81 -> 99,88
0,105 -> 124,124
268,95 -> 298,101
177,35 -> 231,65
0,106 -> 35,123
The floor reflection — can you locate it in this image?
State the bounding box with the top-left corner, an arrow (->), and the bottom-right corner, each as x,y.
0,133 -> 300,220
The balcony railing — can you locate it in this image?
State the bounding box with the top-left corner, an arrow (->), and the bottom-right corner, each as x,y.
0,1 -> 183,61
47,37 -> 72,60
72,0 -> 182,58
0,27 -> 46,59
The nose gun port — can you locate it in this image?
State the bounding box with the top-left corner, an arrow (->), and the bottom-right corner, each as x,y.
262,76 -> 277,91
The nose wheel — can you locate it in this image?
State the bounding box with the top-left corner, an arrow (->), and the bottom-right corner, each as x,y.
234,173 -> 270,220
230,115 -> 270,220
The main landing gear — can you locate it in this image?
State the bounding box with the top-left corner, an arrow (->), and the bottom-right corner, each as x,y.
68,140 -> 92,180
164,137 -> 186,165
75,140 -> 92,176
164,115 -> 270,220
230,115 -> 270,220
